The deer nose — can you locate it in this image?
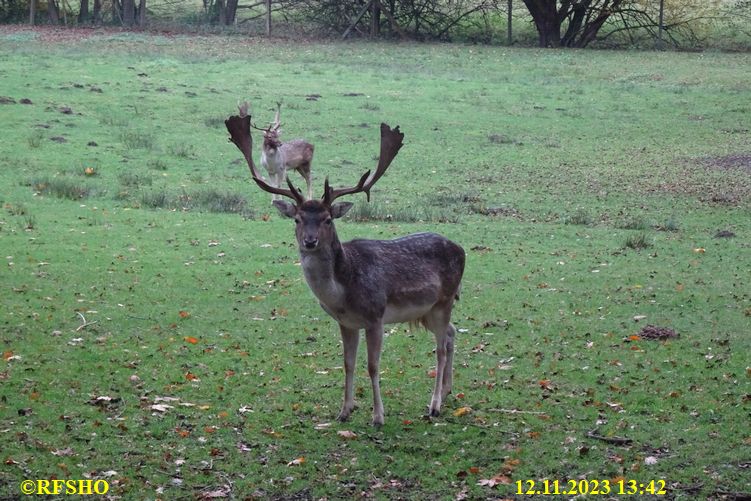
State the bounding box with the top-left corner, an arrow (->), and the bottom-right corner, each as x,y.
303,238 -> 318,250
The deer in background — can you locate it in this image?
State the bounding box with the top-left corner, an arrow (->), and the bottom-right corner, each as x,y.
254,102 -> 314,201
226,111 -> 465,426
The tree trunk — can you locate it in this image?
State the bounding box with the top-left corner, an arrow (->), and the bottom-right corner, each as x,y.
370,0 -> 380,36
224,0 -> 238,25
47,0 -> 60,24
78,0 -> 89,23
522,0 -> 561,47
507,0 -> 512,45
92,0 -> 101,23
265,0 -> 271,34
216,0 -> 226,24
29,0 -> 36,24
137,0 -> 145,25
122,0 -> 134,25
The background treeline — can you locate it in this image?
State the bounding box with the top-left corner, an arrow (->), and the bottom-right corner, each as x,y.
1,0 -> 750,50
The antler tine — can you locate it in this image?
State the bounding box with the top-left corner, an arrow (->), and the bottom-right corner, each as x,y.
225,113 -> 304,204
324,123 -> 404,204
237,100 -> 250,118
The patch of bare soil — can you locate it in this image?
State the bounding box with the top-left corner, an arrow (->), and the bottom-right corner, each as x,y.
656,154 -> 751,206
702,154 -> 751,174
639,325 -> 679,340
0,25 -> 115,43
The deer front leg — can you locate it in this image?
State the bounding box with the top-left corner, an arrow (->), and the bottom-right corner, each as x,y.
337,325 -> 359,422
365,323 -> 385,426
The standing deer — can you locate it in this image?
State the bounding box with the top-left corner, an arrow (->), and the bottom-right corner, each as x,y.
225,112 -> 465,425
258,102 -> 314,201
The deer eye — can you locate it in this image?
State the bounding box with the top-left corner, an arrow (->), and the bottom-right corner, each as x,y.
294,218 -> 301,225
324,218 -> 332,226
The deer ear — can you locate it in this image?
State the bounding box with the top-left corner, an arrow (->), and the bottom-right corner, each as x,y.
272,200 -> 297,218
330,202 -> 353,219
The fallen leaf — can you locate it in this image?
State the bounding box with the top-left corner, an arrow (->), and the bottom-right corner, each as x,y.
150,404 -> 173,412
185,372 -> 200,381
644,456 -> 658,465
179,310 -> 191,319
287,457 -> 305,466
236,442 -> 253,453
51,447 -> 74,456
538,379 -> 553,390
477,474 -> 511,487
2,351 -> 13,361
184,336 -> 199,344
337,430 -> 358,440
199,485 -> 231,499
453,406 -> 472,417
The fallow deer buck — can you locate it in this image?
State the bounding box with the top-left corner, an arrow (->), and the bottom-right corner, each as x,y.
225,112 -> 465,425
256,102 -> 314,201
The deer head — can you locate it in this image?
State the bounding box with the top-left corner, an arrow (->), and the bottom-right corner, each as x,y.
226,111 -> 404,252
260,102 -> 283,150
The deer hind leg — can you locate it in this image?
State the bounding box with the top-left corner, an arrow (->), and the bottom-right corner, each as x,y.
298,162 -> 313,201
337,325 -> 359,422
365,323 -> 385,426
442,322 -> 456,400
424,307 -> 453,417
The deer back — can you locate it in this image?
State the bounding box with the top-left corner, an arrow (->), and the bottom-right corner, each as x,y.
280,139 -> 314,169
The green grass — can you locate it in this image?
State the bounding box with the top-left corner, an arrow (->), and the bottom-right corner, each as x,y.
1,28 -> 750,500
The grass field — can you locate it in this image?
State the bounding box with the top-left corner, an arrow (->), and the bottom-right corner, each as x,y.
1,26 -> 749,500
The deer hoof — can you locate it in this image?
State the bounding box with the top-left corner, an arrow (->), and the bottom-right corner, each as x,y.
372,416 -> 384,427
428,407 -> 441,418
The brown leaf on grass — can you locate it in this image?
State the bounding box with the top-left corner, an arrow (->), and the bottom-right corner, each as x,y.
287,456 -> 305,466
184,336 -> 199,344
538,379 -> 553,390
179,310 -> 190,319
337,430 -> 358,440
2,350 -> 13,361
477,474 -> 512,487
51,447 -> 74,457
198,485 -> 231,499
453,406 -> 472,417
502,458 -> 520,474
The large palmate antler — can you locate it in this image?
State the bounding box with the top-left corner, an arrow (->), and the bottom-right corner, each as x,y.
323,123 -> 404,204
225,113 -> 304,204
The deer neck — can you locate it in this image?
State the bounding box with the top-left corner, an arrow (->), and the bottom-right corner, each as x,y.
299,234 -> 349,309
